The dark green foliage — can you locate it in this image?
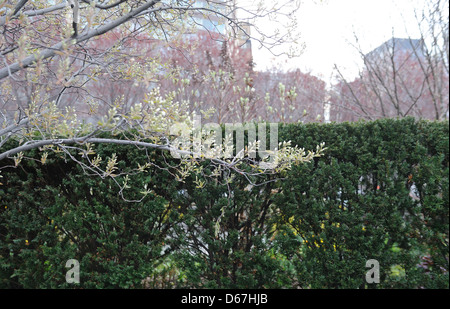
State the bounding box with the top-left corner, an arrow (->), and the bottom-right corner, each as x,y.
0,118 -> 448,288
276,118 -> 449,288
171,168 -> 288,288
0,143 -> 181,288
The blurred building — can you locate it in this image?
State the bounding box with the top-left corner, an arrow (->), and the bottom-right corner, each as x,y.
187,0 -> 252,63
364,37 -> 426,66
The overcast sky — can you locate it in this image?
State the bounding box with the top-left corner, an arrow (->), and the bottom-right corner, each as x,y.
251,0 -> 428,84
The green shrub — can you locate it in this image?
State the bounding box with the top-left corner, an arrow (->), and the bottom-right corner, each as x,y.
0,117 -> 448,288
0,143 -> 181,288
275,118 -> 449,288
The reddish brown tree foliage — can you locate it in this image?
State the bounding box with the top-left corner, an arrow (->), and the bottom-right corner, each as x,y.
331,46 -> 449,122
82,27 -> 326,124
254,68 -> 327,123
331,0 -> 449,122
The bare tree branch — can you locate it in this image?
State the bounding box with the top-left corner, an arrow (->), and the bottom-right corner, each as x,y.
12,0 -> 29,16
0,0 -> 161,80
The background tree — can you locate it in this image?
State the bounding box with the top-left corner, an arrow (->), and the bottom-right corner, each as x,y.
254,67 -> 327,123
331,0 -> 449,122
157,32 -> 328,124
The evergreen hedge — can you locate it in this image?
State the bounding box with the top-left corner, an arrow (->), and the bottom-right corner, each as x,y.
0,118 -> 448,288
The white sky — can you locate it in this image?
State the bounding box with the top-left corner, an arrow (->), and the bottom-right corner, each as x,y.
251,0 -> 428,84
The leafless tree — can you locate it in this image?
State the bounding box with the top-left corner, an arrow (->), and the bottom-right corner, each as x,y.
331,0 -> 449,122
